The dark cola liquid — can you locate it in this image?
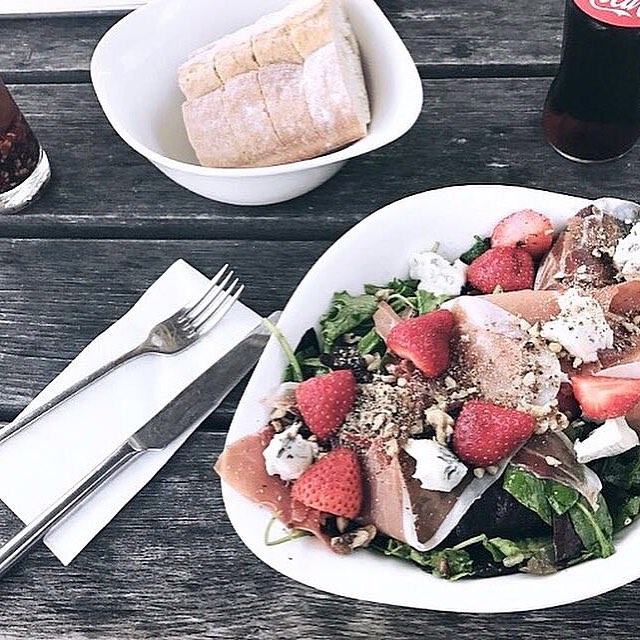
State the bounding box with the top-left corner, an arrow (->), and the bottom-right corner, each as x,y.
0,80 -> 40,193
543,0 -> 640,162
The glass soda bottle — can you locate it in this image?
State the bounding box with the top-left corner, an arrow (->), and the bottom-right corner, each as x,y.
0,77 -> 50,212
542,0 -> 640,163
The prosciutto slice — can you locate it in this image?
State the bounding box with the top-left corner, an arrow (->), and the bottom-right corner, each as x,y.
361,438 -> 508,552
215,426 -> 329,544
511,432 -> 602,510
535,205 -> 628,291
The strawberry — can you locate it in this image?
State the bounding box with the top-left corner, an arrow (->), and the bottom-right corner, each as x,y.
491,209 -> 555,258
467,246 -> 534,294
386,309 -> 454,378
295,369 -> 356,440
571,375 -> 640,420
452,400 -> 536,467
292,448 -> 362,518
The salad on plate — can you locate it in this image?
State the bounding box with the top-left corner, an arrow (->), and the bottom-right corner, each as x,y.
217,197 -> 640,580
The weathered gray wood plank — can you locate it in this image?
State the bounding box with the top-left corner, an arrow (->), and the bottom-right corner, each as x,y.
0,238 -> 329,423
3,78 -> 640,242
0,2 -> 564,81
0,430 -> 636,639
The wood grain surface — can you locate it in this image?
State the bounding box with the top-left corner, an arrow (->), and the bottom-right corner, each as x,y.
1,2 -> 639,637
2,79 -> 639,242
0,1 -> 564,81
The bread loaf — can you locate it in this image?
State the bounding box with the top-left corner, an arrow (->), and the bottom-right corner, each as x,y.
178,0 -> 370,168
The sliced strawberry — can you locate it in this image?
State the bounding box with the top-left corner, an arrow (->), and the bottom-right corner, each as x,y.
295,369 -> 356,440
452,400 -> 536,467
571,375 -> 640,420
491,209 -> 555,258
386,309 -> 454,378
467,246 -> 535,294
292,448 -> 362,518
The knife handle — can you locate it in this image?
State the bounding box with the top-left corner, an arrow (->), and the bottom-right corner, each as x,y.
0,442 -> 138,578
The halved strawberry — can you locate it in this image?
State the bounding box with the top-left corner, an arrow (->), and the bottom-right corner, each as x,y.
467,246 -> 535,294
295,369 -> 356,440
452,400 -> 536,467
491,209 -> 555,258
386,309 -> 454,378
292,448 -> 362,518
571,375 -> 640,420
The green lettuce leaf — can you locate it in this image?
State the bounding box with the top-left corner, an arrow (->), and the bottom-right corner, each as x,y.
377,538 -> 474,580
459,235 -> 491,265
545,480 -> 579,515
503,466 -> 553,525
320,291 -> 378,352
568,496 -> 615,559
415,290 -> 452,315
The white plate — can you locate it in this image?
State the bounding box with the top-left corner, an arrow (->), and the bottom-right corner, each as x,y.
0,0 -> 144,16
223,184 -> 640,612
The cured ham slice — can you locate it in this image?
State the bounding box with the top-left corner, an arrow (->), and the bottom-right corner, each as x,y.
361,438 -> 508,552
511,432 -> 602,509
215,426 -> 329,543
446,296 -> 562,407
535,205 -> 628,291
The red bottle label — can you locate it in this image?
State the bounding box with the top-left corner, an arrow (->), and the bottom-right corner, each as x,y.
574,0 -> 640,27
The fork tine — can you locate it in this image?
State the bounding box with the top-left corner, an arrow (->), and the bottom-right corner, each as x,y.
181,264 -> 230,320
189,278 -> 241,331
186,275 -> 238,329
191,282 -> 244,334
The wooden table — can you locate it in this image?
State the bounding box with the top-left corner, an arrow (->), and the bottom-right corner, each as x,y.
1,3 -> 639,637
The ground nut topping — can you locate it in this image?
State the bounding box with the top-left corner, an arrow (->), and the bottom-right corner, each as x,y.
339,375 -> 428,448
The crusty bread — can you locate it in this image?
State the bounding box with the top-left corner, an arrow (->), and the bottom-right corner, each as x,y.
179,0 -> 370,168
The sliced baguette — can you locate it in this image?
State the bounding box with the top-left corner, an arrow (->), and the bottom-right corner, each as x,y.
179,0 -> 370,168
182,90 -> 250,167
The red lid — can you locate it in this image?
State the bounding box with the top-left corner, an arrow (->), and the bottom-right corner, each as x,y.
574,0 -> 640,27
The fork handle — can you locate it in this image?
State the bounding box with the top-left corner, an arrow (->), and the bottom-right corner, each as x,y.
0,442 -> 138,578
0,343 -> 147,445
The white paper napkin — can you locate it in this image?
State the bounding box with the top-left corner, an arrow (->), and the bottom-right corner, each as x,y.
0,259 -> 261,565
0,0 -> 145,16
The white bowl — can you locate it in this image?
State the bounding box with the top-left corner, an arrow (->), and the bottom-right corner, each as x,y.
90,0 -> 423,206
223,184 -> 640,612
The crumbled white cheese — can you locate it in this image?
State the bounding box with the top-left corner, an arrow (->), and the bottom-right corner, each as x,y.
408,251 -> 467,297
574,417 -> 639,463
540,288 -> 614,363
403,438 -> 467,492
614,220 -> 640,280
262,423 -> 318,481
591,197 -> 640,222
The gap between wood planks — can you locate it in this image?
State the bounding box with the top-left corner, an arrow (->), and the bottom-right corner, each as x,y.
1,63 -> 559,85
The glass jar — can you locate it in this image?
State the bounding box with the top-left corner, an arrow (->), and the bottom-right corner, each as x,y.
0,77 -> 50,212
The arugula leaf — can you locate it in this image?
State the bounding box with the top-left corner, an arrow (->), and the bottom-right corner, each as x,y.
482,536 -> 555,569
263,317 -> 304,382
320,291 -> 378,353
568,496 -> 615,559
364,278 -> 419,298
357,328 -> 382,355
596,447 -> 640,492
545,480 -> 579,516
416,290 -> 452,315
376,538 -> 474,580
612,495 -> 640,532
503,466 -> 553,525
459,235 -> 491,265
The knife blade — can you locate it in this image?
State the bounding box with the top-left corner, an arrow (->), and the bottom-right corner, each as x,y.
0,312 -> 278,578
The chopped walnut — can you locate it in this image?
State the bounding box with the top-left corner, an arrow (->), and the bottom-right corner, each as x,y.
330,525 -> 377,555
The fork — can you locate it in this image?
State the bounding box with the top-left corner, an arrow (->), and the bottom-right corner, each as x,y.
0,264 -> 244,445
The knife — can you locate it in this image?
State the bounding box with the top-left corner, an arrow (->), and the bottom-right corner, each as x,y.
0,312 -> 278,578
